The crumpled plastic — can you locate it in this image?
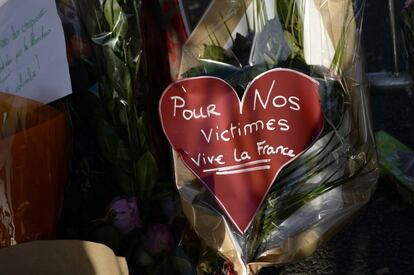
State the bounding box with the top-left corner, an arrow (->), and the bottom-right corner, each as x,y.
168,0 -> 378,274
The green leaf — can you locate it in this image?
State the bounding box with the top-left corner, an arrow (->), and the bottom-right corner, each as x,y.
277,0 -> 288,25
119,105 -> 129,126
137,114 -> 149,152
202,44 -> 226,62
96,119 -> 131,163
104,0 -> 120,30
137,151 -> 159,198
284,31 -> 302,60
111,167 -> 135,196
104,0 -> 129,40
103,46 -> 132,96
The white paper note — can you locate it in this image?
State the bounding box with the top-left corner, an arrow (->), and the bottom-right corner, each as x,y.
0,0 -> 72,103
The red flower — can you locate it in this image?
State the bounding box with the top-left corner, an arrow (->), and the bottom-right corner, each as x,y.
223,261 -> 237,275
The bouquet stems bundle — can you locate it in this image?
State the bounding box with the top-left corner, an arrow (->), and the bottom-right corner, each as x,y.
58,1 -> 199,274
76,0 -> 159,201
169,0 -> 378,274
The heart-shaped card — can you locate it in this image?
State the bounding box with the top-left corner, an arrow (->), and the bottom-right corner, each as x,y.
159,68 -> 324,233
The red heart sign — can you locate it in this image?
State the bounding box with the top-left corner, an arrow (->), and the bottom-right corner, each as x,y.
159,68 -> 323,233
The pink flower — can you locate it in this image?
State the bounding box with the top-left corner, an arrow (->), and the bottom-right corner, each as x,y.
144,224 -> 175,255
405,0 -> 414,8
107,197 -> 143,234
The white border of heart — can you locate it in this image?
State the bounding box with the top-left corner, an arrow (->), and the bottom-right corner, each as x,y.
159,68 -> 323,233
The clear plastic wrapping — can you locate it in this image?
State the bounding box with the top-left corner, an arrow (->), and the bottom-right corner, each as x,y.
161,0 -> 379,274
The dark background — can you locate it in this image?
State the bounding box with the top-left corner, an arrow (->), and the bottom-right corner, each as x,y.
182,0 -> 414,274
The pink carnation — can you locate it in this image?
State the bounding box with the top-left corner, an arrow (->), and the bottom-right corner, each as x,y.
144,224 -> 175,255
107,197 -> 143,234
406,0 -> 414,8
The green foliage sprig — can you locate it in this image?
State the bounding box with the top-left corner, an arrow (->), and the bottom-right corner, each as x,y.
75,0 -> 163,207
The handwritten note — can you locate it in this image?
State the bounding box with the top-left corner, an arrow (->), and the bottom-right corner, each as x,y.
0,0 -> 72,103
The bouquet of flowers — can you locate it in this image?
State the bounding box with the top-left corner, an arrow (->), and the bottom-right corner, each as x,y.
56,0 -> 201,274
159,0 -> 378,274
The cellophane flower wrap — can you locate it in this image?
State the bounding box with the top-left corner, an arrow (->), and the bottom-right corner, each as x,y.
162,0 -> 378,274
